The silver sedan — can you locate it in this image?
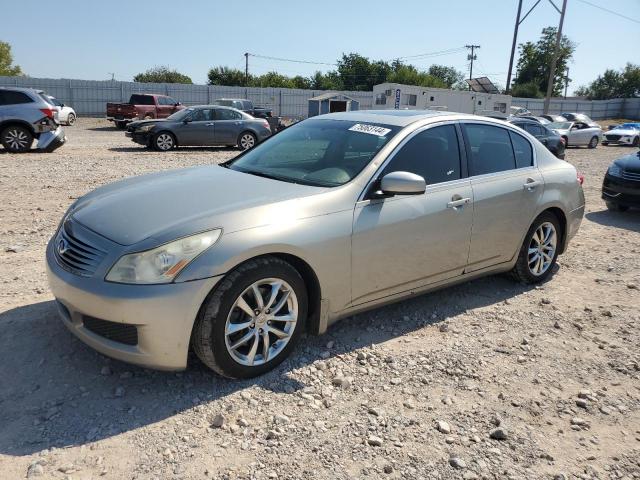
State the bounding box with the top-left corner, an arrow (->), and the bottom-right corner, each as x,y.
548,120 -> 603,148
47,111 -> 585,378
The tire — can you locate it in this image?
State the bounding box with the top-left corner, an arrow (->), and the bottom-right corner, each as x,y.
66,113 -> 76,126
143,114 -> 154,120
153,132 -> 175,151
588,136 -> 598,149
192,256 -> 308,379
606,201 -> 629,212
1,125 -> 33,153
510,212 -> 561,284
238,131 -> 257,150
632,136 -> 639,147
115,121 -> 127,130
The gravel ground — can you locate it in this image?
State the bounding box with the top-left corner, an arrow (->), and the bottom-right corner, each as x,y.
0,118 -> 639,480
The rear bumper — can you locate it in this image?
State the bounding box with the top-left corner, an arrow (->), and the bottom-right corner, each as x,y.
107,116 -> 136,123
566,203 -> 585,247
36,126 -> 65,152
602,174 -> 640,207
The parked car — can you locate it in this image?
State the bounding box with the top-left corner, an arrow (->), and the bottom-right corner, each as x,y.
213,98 -> 272,118
46,95 -> 77,126
560,112 -> 600,128
126,105 -> 272,151
510,106 -> 533,117
510,118 -> 565,159
540,114 -> 568,123
106,94 -> 184,129
547,120 -> 603,148
0,87 -> 65,153
534,116 -> 551,125
602,149 -> 640,211
602,123 -> 640,147
47,110 -> 585,377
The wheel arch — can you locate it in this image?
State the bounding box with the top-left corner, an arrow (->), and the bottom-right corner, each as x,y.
154,129 -> 179,147
0,120 -> 36,137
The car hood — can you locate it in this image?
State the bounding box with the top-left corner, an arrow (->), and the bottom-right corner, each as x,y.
128,119 -> 167,129
613,152 -> 640,173
70,165 -> 327,245
607,128 -> 639,136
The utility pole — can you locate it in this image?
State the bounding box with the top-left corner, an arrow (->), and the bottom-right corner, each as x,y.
244,52 -> 249,86
543,0 -> 568,114
465,45 -> 480,89
505,0 -> 523,94
564,67 -> 570,99
108,72 -> 115,81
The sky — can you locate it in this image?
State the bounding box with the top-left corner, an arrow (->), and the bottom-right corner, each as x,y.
4,0 -> 640,95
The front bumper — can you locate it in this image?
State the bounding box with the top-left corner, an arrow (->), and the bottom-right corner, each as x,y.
46,237 -> 222,370
602,174 -> 640,207
602,135 -> 636,145
125,130 -> 151,145
36,126 -> 65,152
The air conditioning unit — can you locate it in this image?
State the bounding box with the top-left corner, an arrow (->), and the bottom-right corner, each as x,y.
384,89 -> 393,96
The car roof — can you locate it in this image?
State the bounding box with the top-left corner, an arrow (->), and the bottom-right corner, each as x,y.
317,109 -> 458,127
510,118 -> 541,125
0,86 -> 43,94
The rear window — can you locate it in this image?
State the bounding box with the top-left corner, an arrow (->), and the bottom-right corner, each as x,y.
0,90 -> 34,105
130,94 -> 155,105
509,131 -> 533,168
214,99 -> 233,107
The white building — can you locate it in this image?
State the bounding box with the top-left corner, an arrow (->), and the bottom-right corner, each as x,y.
372,82 -> 512,115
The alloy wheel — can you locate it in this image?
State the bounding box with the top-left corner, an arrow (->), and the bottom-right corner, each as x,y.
156,133 -> 174,151
527,222 -> 557,276
224,278 -> 298,366
240,133 -> 256,150
67,113 -> 76,126
5,128 -> 30,151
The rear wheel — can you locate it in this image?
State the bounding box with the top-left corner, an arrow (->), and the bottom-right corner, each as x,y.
632,136 -> 639,147
153,132 -> 175,151
191,256 -> 307,378
66,113 -> 76,126
1,125 -> 33,153
606,201 -> 629,212
238,131 -> 257,150
510,212 -> 561,284
588,136 -> 598,149
143,114 -> 154,120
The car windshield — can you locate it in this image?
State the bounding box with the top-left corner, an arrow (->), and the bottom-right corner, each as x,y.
615,123 -> 640,130
48,97 -> 62,107
214,100 -> 233,107
167,108 -> 193,121
228,119 -> 401,187
548,122 -> 572,130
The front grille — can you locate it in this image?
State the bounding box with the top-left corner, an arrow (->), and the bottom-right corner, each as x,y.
622,170 -> 640,182
54,221 -> 107,277
605,134 -> 621,141
83,316 -> 138,346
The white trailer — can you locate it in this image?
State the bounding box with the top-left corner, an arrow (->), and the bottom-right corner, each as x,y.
372,82 -> 512,115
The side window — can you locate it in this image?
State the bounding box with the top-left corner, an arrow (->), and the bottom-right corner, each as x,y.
189,109 -> 213,122
464,124 -> 516,176
242,101 -> 252,110
509,131 -> 533,169
166,97 -> 177,105
383,125 -> 462,185
524,124 -> 542,137
0,90 -> 33,105
215,108 -> 241,120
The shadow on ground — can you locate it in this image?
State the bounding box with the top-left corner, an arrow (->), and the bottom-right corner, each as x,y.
586,208 -> 640,232
108,146 -> 239,153
0,273 -> 535,456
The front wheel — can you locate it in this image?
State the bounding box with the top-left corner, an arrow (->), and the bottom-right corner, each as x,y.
606,201 -> 629,212
1,125 -> 33,153
588,136 -> 599,149
67,113 -> 76,126
238,132 -> 257,150
153,132 -> 175,151
191,256 -> 307,378
510,212 -> 561,284
115,121 -> 127,130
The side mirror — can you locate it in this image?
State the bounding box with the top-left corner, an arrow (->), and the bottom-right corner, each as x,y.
379,171 -> 426,196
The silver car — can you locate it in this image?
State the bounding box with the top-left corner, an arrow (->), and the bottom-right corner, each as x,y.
547,120 -> 603,148
47,111 -> 585,378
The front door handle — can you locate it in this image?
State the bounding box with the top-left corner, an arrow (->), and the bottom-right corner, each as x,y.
447,197 -> 471,209
523,179 -> 541,191
205,122 -> 215,126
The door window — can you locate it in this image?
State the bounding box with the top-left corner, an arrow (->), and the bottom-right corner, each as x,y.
509,131 -> 533,168
0,90 -> 33,105
189,109 -> 214,122
523,124 -> 543,137
382,125 -> 462,185
215,108 -> 242,120
463,124 -> 516,176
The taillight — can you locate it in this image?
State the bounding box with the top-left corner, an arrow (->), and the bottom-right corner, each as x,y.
40,108 -> 55,120
261,119 -> 270,129
577,173 -> 584,185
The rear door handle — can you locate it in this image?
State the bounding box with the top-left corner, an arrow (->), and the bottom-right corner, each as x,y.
523,179 -> 541,190
447,197 -> 471,209
205,122 -> 215,126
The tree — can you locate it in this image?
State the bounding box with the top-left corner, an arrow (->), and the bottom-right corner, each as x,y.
0,41 -> 23,76
510,81 -> 544,98
251,71 -> 295,88
512,27 -> 575,98
207,66 -> 248,86
291,75 -> 312,90
309,71 -> 343,90
133,66 -> 192,84
575,63 -> 640,99
336,53 -> 391,91
428,65 -> 465,89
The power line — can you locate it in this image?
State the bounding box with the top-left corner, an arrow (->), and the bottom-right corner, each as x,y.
396,47 -> 467,61
248,53 -> 337,67
576,0 -> 640,23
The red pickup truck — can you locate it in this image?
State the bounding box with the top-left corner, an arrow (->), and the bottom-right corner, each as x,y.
106,94 -> 185,129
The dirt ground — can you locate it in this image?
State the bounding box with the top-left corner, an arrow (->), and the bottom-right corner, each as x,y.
0,118 -> 638,480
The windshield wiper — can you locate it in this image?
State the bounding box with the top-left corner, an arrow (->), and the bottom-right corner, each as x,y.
237,168 -> 295,183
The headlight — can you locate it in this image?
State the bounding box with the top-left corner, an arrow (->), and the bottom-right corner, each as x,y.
607,165 -> 622,177
106,229 -> 221,284
138,123 -> 156,133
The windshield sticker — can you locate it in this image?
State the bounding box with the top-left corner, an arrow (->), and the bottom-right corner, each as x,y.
349,124 -> 392,137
